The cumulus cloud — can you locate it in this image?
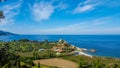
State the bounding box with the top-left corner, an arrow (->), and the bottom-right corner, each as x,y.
31,1 -> 54,22
31,1 -> 68,22
0,0 -> 22,25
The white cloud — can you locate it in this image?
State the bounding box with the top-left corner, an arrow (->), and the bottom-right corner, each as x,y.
73,0 -> 100,13
0,0 -> 22,25
73,0 -> 120,14
90,17 -> 111,25
31,1 -> 68,22
56,2 -> 68,10
32,1 -> 54,22
74,4 -> 95,13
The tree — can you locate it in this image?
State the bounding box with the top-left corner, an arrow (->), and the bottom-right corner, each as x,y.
0,11 -> 5,22
78,58 -> 85,68
16,59 -> 21,68
113,63 -> 118,68
0,0 -> 6,22
38,62 -> 41,68
0,63 -> 2,68
33,51 -> 40,59
93,59 -> 104,68
0,0 -> 7,2
78,58 -> 93,68
0,11 -> 4,17
47,50 -> 55,58
24,59 -> 35,67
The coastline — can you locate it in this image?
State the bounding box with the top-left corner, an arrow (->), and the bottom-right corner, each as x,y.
1,35 -> 120,59
72,44 -> 120,59
71,45 -> 93,58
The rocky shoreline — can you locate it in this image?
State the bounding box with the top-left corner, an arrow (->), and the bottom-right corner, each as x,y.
71,45 -> 94,58
57,39 -> 96,58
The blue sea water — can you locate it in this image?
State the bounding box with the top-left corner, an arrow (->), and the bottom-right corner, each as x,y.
0,35 -> 120,58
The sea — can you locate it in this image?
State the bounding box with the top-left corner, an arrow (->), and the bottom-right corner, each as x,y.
0,35 -> 120,58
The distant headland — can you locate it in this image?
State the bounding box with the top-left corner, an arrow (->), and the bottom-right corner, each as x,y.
0,30 -> 17,36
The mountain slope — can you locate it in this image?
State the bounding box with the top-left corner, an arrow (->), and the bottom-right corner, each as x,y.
0,30 -> 16,36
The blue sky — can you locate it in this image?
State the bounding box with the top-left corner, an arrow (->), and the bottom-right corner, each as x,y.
0,0 -> 120,34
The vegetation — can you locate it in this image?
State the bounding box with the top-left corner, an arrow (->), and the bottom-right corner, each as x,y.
61,55 -> 120,68
0,39 -> 120,68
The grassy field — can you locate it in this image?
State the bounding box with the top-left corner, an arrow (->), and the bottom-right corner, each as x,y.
61,55 -> 120,68
33,58 -> 78,68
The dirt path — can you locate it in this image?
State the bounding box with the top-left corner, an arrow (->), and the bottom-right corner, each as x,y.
33,58 -> 78,68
